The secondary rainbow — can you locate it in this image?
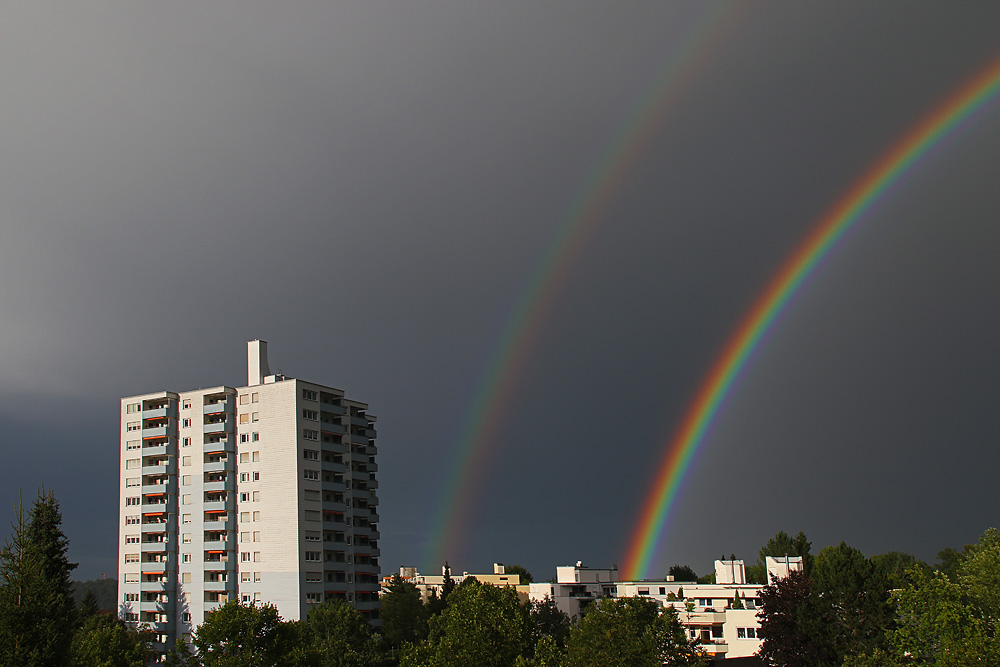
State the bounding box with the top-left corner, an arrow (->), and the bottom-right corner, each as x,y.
623,53 -> 1000,581
421,1 -> 741,570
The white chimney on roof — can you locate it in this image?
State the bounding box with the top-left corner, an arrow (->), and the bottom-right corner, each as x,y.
248,340 -> 270,386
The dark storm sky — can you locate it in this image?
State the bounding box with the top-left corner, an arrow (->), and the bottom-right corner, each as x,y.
1,1 -> 998,581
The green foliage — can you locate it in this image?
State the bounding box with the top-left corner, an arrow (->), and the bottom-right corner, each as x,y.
869,551 -> 930,590
162,638 -> 197,667
504,564 -> 534,584
73,578 -> 118,611
290,599 -> 383,667
380,574 -> 429,648
401,580 -> 532,667
695,572 -> 715,585
78,589 -> 100,621
528,597 -> 571,648
756,569 -> 836,667
193,600 -> 293,667
667,565 -> 697,582
730,591 -> 743,610
514,635 -> 565,667
0,489 -> 79,667
70,614 -> 149,667
564,598 -> 702,667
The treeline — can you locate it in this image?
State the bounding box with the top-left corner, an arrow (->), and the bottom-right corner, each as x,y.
753,529 -> 1000,666
0,489 -> 146,666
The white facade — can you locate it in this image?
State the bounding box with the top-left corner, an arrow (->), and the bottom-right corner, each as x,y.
118,341 -> 381,657
529,558 -> 803,660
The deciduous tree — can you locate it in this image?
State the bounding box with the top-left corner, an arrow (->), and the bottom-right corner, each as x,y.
565,597 -> 702,667
70,614 -> 149,667
193,600 -> 292,667
380,573 -> 428,648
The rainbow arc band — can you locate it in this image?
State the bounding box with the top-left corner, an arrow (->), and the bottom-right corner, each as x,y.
623,53 -> 1000,581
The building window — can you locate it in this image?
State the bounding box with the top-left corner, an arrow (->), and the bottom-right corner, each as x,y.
240,394 -> 249,405
241,532 -> 250,543
303,450 -> 319,461
252,392 -> 259,403
303,389 -> 318,401
305,572 -> 322,583
182,456 -> 191,466
747,628 -> 756,639
737,628 -> 746,639
240,473 -> 250,482
125,459 -> 140,469
254,592 -> 261,602
638,588 -> 649,596
305,552 -> 321,562
242,594 -> 251,603
182,534 -> 191,544
124,553 -> 140,563
240,434 -> 249,443
240,414 -> 250,424
182,495 -> 191,505
253,531 -> 260,542
125,477 -> 140,487
124,592 -> 139,601
253,511 -> 260,522
240,453 -> 250,463
125,535 -> 140,544
659,587 -> 666,595
305,592 -> 321,604
252,432 -> 259,442
182,476 -> 191,485
182,514 -> 191,524
125,497 -> 140,506
124,573 -> 139,583
182,418 -> 191,428
241,552 -> 251,562
303,469 -> 319,480
303,430 -> 318,441
252,491 -> 260,502
305,531 -> 320,542
253,472 -> 260,481
241,493 -> 250,502
242,572 -> 252,582
254,572 -> 261,582
126,440 -> 141,450
303,409 -> 318,420
125,515 -> 140,525
253,552 -> 260,562
182,437 -> 191,447
183,554 -> 191,563
182,612 -> 191,623
126,403 -> 141,413
252,412 -> 259,422
182,572 -> 192,583
253,451 -> 260,462
183,400 -> 192,409
305,510 -> 321,522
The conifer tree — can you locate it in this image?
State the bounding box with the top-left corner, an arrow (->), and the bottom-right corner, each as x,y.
0,488 -> 79,666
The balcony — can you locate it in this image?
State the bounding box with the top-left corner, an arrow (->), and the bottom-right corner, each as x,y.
140,558 -> 174,573
141,460 -> 176,476
139,599 -> 175,613
203,458 -> 234,474
203,400 -> 233,415
141,518 -> 176,533
203,577 -> 236,592
322,460 -> 347,474
203,500 -> 234,513
142,425 -> 176,440
203,537 -> 234,551
349,416 -> 368,427
204,438 -> 232,454
321,423 -> 345,436
140,540 -> 171,553
143,407 -> 169,420
203,481 -> 230,494
203,421 -> 233,435
142,480 -> 176,496
320,400 -> 346,414
347,433 -> 370,446
141,443 -> 168,457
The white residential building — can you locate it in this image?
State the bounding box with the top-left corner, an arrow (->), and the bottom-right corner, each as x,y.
118,341 -> 381,657
530,558 -> 803,660
383,563 -> 524,601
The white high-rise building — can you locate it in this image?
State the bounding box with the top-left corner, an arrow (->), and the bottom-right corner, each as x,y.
118,341 -> 381,656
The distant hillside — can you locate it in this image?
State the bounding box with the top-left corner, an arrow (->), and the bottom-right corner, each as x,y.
73,578 -> 117,611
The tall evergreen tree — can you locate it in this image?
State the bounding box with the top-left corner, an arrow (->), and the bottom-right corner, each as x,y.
0,489 -> 78,667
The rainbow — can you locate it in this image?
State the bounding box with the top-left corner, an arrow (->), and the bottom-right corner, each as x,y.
421,1 -> 741,570
623,53 -> 1000,581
